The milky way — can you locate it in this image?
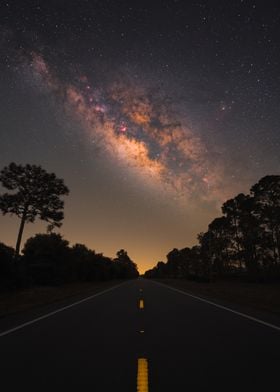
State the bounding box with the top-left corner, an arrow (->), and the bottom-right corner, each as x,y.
24,52 -> 228,205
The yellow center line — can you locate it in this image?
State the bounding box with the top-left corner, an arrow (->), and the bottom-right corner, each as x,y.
139,299 -> 144,309
137,358 -> 149,392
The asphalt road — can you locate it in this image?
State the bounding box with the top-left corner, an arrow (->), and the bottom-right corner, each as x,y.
1,278 -> 280,391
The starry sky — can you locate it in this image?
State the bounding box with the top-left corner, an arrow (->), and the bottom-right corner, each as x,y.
1,0 -> 280,273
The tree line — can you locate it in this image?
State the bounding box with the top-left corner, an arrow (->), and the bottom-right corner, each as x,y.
144,175 -> 280,283
0,163 -> 138,289
0,237 -> 138,289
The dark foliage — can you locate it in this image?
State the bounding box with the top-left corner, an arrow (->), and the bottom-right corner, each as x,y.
15,234 -> 139,286
23,233 -> 71,285
113,249 -> 139,279
144,175 -> 280,283
0,242 -> 15,289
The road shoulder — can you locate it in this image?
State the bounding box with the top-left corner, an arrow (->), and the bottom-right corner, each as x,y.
0,280 -> 128,334
150,278 -> 280,329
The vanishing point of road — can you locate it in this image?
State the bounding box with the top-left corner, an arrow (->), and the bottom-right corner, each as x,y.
0,278 -> 280,391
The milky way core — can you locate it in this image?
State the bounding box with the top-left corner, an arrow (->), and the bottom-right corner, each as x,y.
27,53 -> 227,205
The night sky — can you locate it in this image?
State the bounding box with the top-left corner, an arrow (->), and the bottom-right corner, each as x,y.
1,1 -> 280,272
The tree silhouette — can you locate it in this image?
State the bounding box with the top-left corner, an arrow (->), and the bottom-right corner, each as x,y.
144,175 -> 280,282
166,248 -> 185,277
208,217 -> 231,275
114,249 -> 139,278
23,233 -> 70,285
0,242 -> 15,287
0,163 -> 69,257
222,194 -> 248,270
251,175 -> 280,265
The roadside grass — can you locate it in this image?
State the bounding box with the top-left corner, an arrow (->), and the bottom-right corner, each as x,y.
0,280 -> 124,318
154,278 -> 280,315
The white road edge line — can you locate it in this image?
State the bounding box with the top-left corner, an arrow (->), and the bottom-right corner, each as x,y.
152,280 -> 280,332
0,282 -> 128,338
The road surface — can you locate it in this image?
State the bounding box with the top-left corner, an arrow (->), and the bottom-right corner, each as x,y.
0,278 -> 280,391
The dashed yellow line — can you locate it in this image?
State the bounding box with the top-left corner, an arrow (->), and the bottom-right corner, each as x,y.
139,299 -> 144,309
137,358 -> 149,392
